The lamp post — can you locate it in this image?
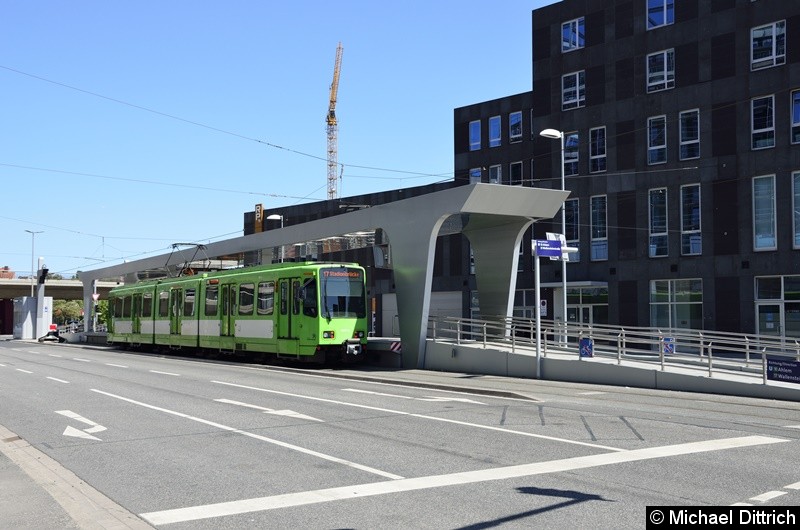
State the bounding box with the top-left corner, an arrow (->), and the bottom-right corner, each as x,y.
266,214 -> 284,262
539,128 -> 568,344
24,230 -> 43,297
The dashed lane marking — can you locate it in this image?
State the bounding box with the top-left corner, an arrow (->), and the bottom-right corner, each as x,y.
212,379 -> 624,452
46,377 -> 69,384
91,389 -> 403,481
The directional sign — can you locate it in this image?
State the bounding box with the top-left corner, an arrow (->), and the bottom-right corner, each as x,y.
534,239 -> 562,258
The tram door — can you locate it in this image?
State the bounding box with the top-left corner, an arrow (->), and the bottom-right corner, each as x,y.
131,294 -> 141,335
219,284 -> 236,350
169,289 -> 182,335
277,278 -> 301,354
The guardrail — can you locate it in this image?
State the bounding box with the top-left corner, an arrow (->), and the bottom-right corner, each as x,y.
427,315 -> 800,384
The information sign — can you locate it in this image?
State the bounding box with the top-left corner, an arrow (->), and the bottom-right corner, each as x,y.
534,239 -> 562,258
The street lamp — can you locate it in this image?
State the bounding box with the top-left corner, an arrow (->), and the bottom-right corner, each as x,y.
539,128 -> 568,343
24,229 -> 43,297
266,214 -> 284,262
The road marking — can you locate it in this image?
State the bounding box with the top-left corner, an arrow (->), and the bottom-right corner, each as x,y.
105,363 -> 128,368
749,490 -> 787,503
63,426 -> 102,441
56,410 -> 107,441
149,370 -> 180,376
731,502 -> 752,506
46,377 -> 69,384
785,481 -> 800,490
215,399 -> 323,422
0,363 -> 6,367
785,425 -> 800,429
48,354 -> 62,358
578,391 -> 606,395
92,389 -> 403,480
343,388 -> 485,404
139,435 -> 788,525
73,358 -> 91,363
212,380 -> 624,452
16,369 -> 32,374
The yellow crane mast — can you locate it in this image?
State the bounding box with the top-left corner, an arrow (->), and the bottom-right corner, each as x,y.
326,42 -> 343,200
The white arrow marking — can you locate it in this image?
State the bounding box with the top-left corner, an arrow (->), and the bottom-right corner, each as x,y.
63,425 -> 101,441
55,410 -> 107,439
343,389 -> 485,405
214,399 -> 323,422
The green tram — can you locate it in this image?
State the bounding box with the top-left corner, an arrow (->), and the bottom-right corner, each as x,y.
107,262 -> 368,363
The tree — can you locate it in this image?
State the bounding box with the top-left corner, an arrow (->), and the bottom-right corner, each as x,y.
53,300 -> 83,325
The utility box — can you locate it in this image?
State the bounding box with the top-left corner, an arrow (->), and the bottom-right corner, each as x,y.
13,296 -> 53,340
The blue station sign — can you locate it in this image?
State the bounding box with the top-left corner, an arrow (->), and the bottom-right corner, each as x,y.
534,239 -> 562,258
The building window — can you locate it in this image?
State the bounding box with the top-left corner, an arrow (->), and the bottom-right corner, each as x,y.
679,109 -> 700,160
590,195 -> 608,261
648,115 -> 667,164
589,126 -> 606,173
564,131 -> 579,176
647,49 -> 675,92
794,172 -> 800,248
650,279 -> 703,330
755,276 -> 800,338
488,164 -> 501,184
681,184 -> 702,255
751,20 -> 786,70
509,111 -> 522,143
752,95 -> 775,149
489,116 -> 501,147
469,168 -> 482,184
647,0 -> 674,30
649,188 -> 668,258
565,198 -> 580,262
509,161 -> 523,186
562,71 -> 585,110
753,175 -> 776,251
562,17 -> 585,52
791,90 -> 800,144
469,120 -> 481,151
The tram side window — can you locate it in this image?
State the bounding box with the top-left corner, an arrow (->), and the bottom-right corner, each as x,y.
292,280 -> 301,315
280,282 -> 288,314
257,282 -> 274,315
113,298 -> 124,318
142,293 -> 153,317
184,289 -> 196,317
239,284 -> 254,315
158,292 -> 169,317
205,285 -> 218,316
122,297 -> 131,318
302,278 -> 317,317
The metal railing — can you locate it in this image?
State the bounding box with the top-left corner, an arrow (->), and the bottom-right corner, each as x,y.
427,315 -> 800,384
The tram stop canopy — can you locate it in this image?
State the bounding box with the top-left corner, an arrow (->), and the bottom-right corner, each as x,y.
78,183 -> 569,368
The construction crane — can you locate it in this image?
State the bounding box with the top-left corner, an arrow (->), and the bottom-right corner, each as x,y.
326,42 -> 343,200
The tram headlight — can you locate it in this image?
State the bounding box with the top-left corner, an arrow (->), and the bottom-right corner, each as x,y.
353,331 -> 364,339
323,331 -> 335,339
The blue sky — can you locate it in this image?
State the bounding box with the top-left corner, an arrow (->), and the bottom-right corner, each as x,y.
1,1 -> 555,278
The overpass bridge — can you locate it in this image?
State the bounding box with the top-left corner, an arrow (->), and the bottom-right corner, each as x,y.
0,279 -> 119,300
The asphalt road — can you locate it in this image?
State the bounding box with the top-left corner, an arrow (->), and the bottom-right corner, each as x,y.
1,339 -> 799,529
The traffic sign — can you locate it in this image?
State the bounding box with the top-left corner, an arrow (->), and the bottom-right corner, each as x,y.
92,293 -> 100,301
534,239 -> 562,258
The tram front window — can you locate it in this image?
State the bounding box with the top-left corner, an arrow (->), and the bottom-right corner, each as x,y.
321,268 -> 366,319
